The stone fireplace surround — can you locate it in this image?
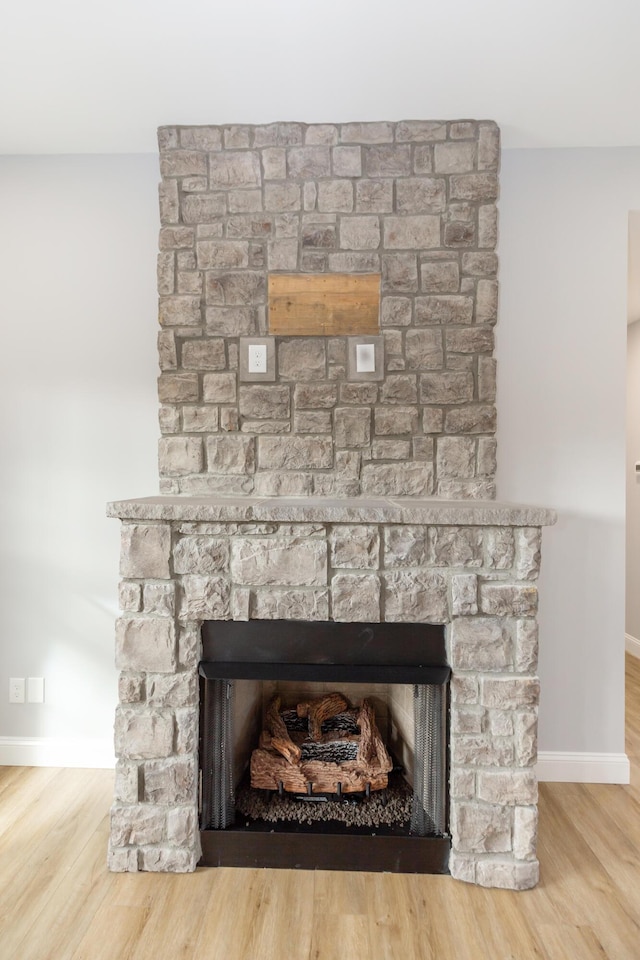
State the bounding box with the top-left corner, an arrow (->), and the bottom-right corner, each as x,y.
108,118 -> 556,890
108,495 -> 555,890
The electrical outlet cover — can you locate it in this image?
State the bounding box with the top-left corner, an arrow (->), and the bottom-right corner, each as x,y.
9,678 -> 25,703
239,337 -> 276,381
248,343 -> 267,373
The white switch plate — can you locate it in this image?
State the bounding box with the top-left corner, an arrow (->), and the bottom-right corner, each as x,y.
347,336 -> 384,381
247,343 -> 267,374
27,677 -> 45,703
356,343 -> 376,373
9,678 -> 25,703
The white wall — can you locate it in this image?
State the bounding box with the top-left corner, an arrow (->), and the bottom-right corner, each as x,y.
627,319 -> 640,645
0,155 -> 159,764
498,147 -> 640,763
0,147 -> 636,774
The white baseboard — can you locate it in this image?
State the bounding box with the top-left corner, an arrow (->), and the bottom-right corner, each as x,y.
626,633 -> 640,658
536,751 -> 630,784
1,741 -> 629,784
0,737 -> 114,769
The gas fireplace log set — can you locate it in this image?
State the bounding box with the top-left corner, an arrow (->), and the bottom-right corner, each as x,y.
251,692 -> 394,794
108,118 -> 557,889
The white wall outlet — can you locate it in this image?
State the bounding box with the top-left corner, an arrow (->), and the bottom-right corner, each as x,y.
27,677 -> 45,703
239,337 -> 276,381
356,343 -> 376,373
247,343 -> 267,374
9,678 -> 25,703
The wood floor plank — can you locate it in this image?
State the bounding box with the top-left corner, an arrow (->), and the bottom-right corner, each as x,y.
533,923 -> 609,960
0,771 -> 105,896
564,781 -> 640,923
401,876 -> 475,960
196,868 -> 268,960
70,901 -> 154,960
362,874 -> 437,960
532,786 -> 640,958
313,868 -> 368,916
405,876 -> 483,960
256,867 -> 315,960
8,809 -> 113,960
68,870 -> 212,960
309,913 -> 370,960
0,770 -> 114,959
190,867 -> 315,960
127,871 -> 217,960
0,765 -> 60,841
0,764 -> 29,799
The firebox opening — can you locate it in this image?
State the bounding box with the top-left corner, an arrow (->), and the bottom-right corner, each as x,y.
197,620 -> 451,874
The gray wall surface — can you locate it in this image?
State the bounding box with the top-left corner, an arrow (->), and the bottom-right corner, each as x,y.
0,145 -> 636,766
0,155 -> 159,751
498,147 -> 638,755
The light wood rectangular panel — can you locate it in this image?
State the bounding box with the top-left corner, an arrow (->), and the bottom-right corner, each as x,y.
268,273 -> 380,336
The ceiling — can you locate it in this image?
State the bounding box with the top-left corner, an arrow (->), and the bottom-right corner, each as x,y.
2,0 -> 640,155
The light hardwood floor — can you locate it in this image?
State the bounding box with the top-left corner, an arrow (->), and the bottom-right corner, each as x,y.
1,657 -> 639,960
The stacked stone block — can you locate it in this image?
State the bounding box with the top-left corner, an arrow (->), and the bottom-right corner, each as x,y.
110,507 -> 542,889
156,120 -> 499,498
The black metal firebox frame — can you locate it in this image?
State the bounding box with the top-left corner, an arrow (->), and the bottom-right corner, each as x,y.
198,620 -> 451,874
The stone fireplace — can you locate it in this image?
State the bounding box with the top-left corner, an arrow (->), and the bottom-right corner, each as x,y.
108,119 -> 556,890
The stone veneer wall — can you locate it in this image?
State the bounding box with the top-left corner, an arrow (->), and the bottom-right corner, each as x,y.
108,500 -> 549,890
156,120 -> 499,498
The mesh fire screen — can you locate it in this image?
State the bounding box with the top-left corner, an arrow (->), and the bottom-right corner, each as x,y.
411,683 -> 448,836
200,678 -> 235,830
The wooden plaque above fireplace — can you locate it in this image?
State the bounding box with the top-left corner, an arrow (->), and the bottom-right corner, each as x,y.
268,273 -> 380,336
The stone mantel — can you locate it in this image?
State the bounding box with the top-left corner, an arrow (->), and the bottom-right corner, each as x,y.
107,495 -> 556,528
